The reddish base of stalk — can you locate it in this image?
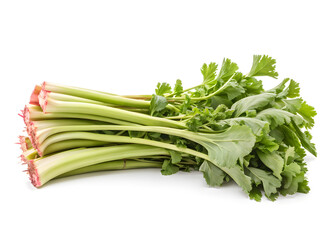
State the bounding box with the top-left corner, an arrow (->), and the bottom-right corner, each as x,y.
20,106 -> 30,125
18,136 -> 29,152
18,136 -> 31,164
26,122 -> 43,156
29,85 -> 42,106
39,82 -> 49,113
20,106 -> 43,156
27,160 -> 41,187
20,154 -> 27,164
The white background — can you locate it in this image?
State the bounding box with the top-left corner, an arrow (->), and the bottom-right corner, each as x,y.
0,0 -> 319,239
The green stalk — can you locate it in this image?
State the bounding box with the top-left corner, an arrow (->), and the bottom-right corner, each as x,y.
33,124 -> 256,179
34,124 -> 254,176
32,144 -> 170,187
191,78 -> 233,101
165,83 -> 203,98
39,131 -> 206,158
44,99 -> 186,129
36,131 -> 252,192
32,119 -> 104,131
46,92 -> 150,113
44,139 -> 110,155
27,105 -> 140,126
165,115 -> 188,120
44,82 -> 150,108
166,78 -> 233,102
57,160 -> 162,178
46,92 -> 115,106
122,95 -> 152,100
119,108 -> 150,114
36,125 -> 211,146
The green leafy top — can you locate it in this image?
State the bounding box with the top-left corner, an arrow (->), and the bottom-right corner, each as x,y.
247,55 -> 278,78
231,93 -> 276,117
217,58 -> 239,82
196,125 -> 256,168
149,95 -> 168,116
248,167 -> 281,198
144,55 -> 316,200
173,79 -> 183,97
155,82 -> 172,96
201,62 -> 218,86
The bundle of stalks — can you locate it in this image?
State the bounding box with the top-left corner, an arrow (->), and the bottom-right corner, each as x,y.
18,55 -> 316,201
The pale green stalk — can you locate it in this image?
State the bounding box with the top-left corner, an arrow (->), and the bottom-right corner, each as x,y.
44,139 -> 109,155
39,131 -> 205,158
46,92 -> 150,113
32,119 -> 104,131
36,125 -> 213,146
57,160 -> 163,178
166,78 -> 234,101
34,144 -> 170,187
36,131 -> 252,192
44,82 -> 150,108
44,99 -> 186,129
27,105 -> 140,126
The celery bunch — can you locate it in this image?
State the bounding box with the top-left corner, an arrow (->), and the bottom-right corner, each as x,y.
19,55 -> 316,201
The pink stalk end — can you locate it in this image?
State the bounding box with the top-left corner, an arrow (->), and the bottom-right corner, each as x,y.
20,154 -> 28,164
29,85 -> 42,106
39,83 -> 50,113
21,106 -> 37,150
22,105 -> 30,125
27,160 -> 41,188
25,121 -> 43,157
18,136 -> 30,152
18,109 -> 24,118
21,106 -> 43,156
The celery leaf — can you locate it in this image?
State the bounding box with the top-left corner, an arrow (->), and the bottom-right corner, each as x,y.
247,55 -> 278,78
155,82 -> 172,96
231,93 -> 276,117
200,160 -> 226,186
150,94 -> 168,116
248,167 -> 281,197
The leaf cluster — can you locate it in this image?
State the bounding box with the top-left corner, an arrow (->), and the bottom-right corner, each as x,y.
149,55 -> 316,200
